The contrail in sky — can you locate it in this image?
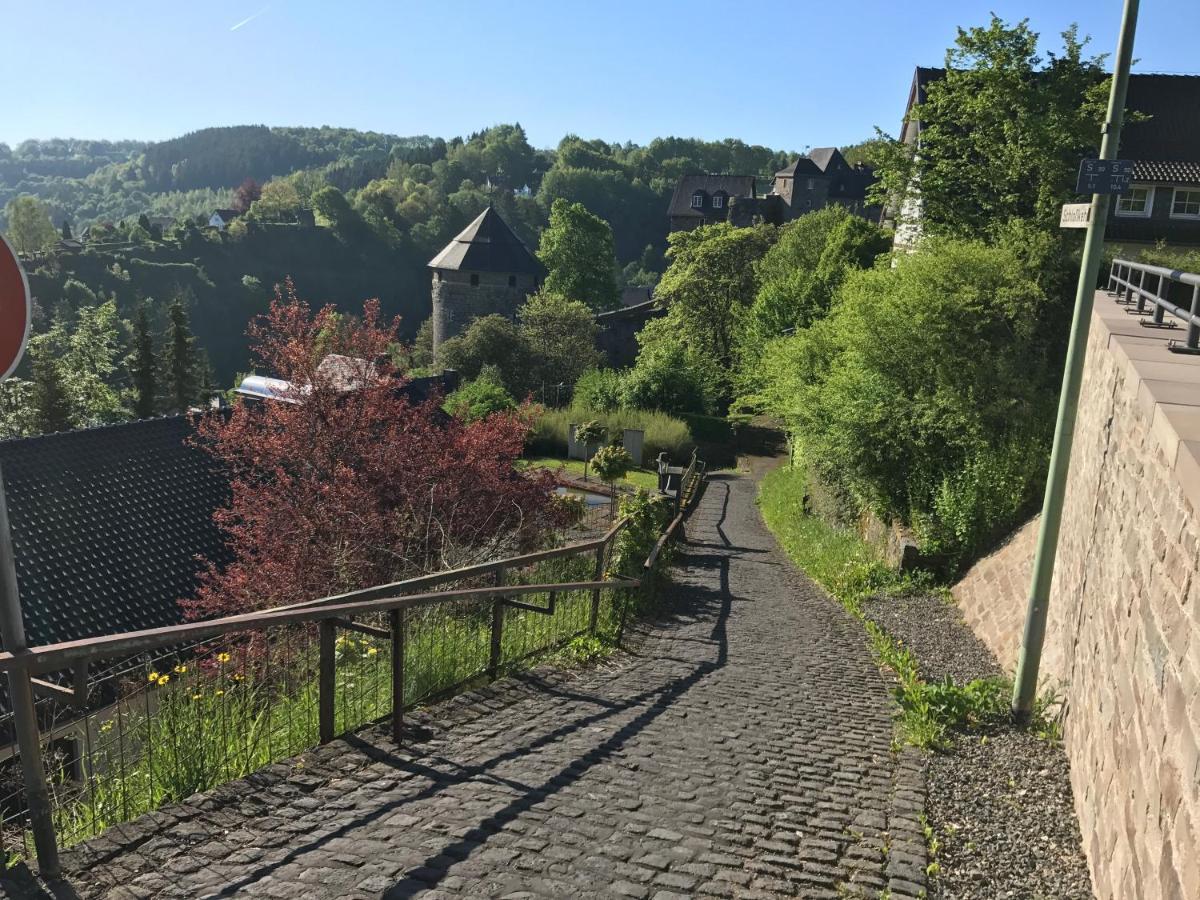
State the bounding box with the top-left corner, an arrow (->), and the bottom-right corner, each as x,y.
230,6 -> 270,31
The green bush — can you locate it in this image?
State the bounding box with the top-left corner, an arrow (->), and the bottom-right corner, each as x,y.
528,407 -> 694,463
573,368 -> 625,412
622,318 -> 715,415
444,370 -> 516,421
754,238 -> 1056,571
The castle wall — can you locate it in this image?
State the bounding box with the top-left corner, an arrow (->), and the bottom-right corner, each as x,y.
430,269 -> 539,351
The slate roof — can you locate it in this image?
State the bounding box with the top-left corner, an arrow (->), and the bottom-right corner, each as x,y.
668,175 -> 757,218
1133,161 -> 1200,186
774,158 -> 824,179
427,206 -> 545,275
0,416 -> 231,650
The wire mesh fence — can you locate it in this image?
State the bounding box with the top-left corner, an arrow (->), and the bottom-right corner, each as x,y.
0,524 -> 636,866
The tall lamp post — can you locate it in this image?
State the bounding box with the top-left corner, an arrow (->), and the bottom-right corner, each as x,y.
1011,0 -> 1141,722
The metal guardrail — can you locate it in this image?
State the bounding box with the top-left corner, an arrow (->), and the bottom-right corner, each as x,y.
0,454 -> 707,877
645,452 -> 706,571
1108,258 -> 1200,353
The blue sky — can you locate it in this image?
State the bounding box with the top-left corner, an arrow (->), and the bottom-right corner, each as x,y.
3,0 -> 1199,152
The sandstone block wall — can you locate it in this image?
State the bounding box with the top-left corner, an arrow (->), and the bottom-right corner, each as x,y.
952,291 -> 1200,900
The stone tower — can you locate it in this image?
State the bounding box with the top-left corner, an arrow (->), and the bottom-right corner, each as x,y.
428,205 -> 545,353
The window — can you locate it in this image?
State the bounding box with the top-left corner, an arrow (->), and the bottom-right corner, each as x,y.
806,178 -> 815,190
691,192 -> 705,208
508,275 -> 517,287
1171,188 -> 1200,218
712,194 -> 725,209
470,273 -> 479,286
435,271 -> 442,282
1116,185 -> 1154,217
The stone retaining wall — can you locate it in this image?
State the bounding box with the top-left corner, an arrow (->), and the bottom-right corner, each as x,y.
951,291 -> 1200,900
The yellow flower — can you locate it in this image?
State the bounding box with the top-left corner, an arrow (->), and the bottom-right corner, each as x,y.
156,674 -> 170,686
232,673 -> 244,682
191,693 -> 202,701
366,647 -> 378,656
148,671 -> 160,683
174,664 -> 187,674
215,689 -> 225,696
216,652 -> 231,664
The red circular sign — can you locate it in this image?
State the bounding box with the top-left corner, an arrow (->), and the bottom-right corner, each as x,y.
0,234 -> 31,380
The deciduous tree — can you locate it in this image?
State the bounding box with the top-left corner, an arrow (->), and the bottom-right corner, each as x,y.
537,198 -> 619,312
870,16 -> 1109,237
4,196 -> 58,254
186,283 -> 561,617
518,290 -> 601,392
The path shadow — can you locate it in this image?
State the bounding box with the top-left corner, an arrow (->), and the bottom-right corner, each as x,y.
207,480 -> 741,898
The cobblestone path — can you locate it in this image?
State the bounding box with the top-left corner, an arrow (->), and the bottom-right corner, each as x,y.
16,469 -> 927,899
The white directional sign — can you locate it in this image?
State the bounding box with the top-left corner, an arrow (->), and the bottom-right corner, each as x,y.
1060,203 -> 1093,229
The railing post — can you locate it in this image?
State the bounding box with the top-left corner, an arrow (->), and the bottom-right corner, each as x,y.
1189,284 -> 1200,350
1153,273 -> 1167,325
588,544 -> 605,635
489,568 -> 505,680
0,467 -> 60,878
318,619 -> 335,743
390,608 -> 405,745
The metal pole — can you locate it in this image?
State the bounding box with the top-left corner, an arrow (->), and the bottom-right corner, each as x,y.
0,466 -> 61,877
1011,0 -> 1140,723
318,620 -> 335,743
488,569 -> 504,680
390,608 -> 405,745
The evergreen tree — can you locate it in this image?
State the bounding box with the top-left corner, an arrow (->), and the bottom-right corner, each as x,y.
129,303 -> 157,418
29,338 -> 72,433
61,219 -> 72,240
161,298 -> 200,413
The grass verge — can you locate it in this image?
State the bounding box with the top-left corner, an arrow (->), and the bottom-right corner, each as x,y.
757,464 -> 1058,749
520,456 -> 660,492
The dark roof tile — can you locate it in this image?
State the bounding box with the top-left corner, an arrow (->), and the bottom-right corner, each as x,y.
427,206 -> 544,275
0,416 -> 230,649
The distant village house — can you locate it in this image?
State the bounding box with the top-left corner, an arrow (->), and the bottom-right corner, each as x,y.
668,148 -> 880,232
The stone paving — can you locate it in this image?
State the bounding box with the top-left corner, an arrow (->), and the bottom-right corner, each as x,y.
9,469 -> 927,899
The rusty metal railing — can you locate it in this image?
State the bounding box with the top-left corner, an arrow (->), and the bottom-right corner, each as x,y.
1109,258 -> 1200,353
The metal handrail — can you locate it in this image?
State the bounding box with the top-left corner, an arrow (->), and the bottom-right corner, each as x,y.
1109,258 -> 1200,353
0,514 -> 648,876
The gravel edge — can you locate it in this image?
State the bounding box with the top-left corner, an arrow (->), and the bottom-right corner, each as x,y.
861,592 -> 1095,900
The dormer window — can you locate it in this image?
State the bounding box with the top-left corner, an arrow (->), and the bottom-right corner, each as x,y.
691,192 -> 705,209
712,193 -> 725,209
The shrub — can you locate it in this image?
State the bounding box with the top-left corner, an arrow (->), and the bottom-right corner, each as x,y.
622,318 -> 714,415
573,368 -> 626,413
754,238 -> 1056,570
591,444 -> 633,486
528,408 -> 694,463
444,370 -> 516,422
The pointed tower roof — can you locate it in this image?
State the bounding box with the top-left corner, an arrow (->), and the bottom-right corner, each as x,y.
427,206 -> 545,275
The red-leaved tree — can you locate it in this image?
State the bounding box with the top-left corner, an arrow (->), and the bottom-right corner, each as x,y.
184,280 -> 559,619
